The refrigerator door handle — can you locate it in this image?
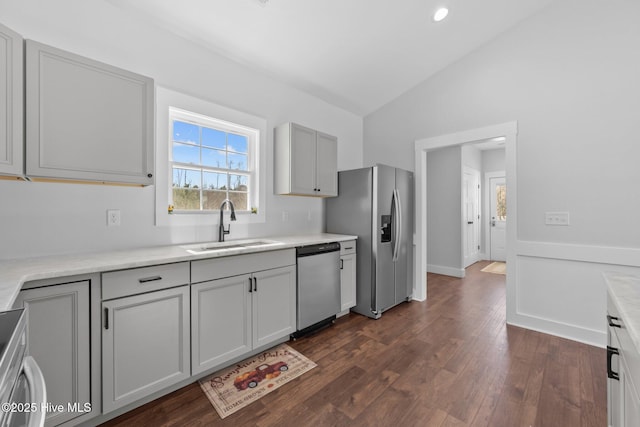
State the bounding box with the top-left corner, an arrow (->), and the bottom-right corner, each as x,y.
392,189 -> 402,262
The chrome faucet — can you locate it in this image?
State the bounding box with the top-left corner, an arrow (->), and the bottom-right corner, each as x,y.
218,199 -> 237,242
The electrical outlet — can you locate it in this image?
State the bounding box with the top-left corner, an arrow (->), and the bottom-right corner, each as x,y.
282,211 -> 289,222
545,212 -> 569,226
107,209 -> 121,226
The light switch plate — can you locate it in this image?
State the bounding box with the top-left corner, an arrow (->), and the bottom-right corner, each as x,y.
545,211 -> 569,226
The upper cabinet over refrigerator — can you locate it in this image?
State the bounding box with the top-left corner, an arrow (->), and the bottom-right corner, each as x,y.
274,122 -> 337,197
0,22 -> 23,177
25,40 -> 155,185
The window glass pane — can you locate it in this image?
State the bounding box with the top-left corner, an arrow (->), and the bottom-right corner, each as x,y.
228,191 -> 248,211
202,127 -> 226,149
173,121 -> 199,143
172,188 -> 201,210
203,171 -> 228,190
169,109 -> 256,213
496,184 -> 506,221
229,174 -> 248,191
203,190 -> 228,210
172,142 -> 200,164
173,168 -> 201,189
228,153 -> 248,171
228,133 -> 248,153
202,148 -> 226,168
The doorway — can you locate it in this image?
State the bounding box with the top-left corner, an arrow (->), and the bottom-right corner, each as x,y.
414,121 -> 517,318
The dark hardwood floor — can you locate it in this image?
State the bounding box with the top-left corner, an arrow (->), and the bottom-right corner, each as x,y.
102,261 -> 606,426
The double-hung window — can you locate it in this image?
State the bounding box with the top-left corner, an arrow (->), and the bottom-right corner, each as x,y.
169,107 -> 257,212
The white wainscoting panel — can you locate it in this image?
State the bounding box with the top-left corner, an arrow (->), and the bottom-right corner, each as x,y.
510,241 -> 640,347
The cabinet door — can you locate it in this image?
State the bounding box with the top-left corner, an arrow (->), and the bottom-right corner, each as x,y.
102,286 -> 190,412
252,266 -> 296,348
290,123 -> 317,195
622,353 -> 640,427
0,23 -> 23,176
315,131 -> 338,197
191,274 -> 252,375
13,281 -> 90,427
340,254 -> 357,311
25,40 -> 154,185
610,328 -> 622,427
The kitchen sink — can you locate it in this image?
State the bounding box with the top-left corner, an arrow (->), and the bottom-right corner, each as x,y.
181,239 -> 284,255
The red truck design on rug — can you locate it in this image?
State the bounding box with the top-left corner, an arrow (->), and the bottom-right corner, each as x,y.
233,361 -> 289,391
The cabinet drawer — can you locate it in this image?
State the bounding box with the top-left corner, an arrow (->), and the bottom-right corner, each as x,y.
340,240 -> 356,255
102,262 -> 190,300
191,249 -> 295,284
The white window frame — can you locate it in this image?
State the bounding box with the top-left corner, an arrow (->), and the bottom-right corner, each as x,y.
169,107 -> 257,213
155,87 -> 266,227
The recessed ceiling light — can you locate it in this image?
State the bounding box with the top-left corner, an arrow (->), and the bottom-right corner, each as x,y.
433,7 -> 449,22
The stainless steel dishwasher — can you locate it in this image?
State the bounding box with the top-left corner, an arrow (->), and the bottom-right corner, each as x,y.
294,242 -> 341,338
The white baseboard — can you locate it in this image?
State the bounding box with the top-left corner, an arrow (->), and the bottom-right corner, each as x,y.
508,315 -> 605,348
427,264 -> 465,278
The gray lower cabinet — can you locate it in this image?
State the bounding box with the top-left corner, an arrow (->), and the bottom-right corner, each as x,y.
339,241 -> 357,312
191,274 -> 252,375
608,290 -> 640,427
102,286 -> 191,413
191,262 -> 296,376
13,280 -> 91,427
252,266 -> 297,348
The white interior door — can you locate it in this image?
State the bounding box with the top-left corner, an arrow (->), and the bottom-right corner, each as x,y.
489,176 -> 506,261
463,168 -> 480,267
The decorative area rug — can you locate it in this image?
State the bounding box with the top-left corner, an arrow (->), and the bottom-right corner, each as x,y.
199,343 -> 316,419
481,261 -> 506,275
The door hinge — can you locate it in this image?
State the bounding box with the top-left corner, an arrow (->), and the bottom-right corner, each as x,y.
478,245 -> 480,250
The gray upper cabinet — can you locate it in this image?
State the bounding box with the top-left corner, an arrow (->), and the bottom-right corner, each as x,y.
25,40 -> 154,185
274,122 -> 338,197
0,22 -> 23,177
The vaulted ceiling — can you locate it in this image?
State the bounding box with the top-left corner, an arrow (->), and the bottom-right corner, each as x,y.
108,0 -> 556,116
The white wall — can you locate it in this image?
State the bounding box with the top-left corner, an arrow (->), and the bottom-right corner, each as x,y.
461,145 -> 482,171
364,0 -> 640,346
0,0 -> 363,259
482,148 -> 505,174
427,146 -> 462,276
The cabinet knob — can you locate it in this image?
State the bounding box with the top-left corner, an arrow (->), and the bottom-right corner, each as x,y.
147,173 -> 153,178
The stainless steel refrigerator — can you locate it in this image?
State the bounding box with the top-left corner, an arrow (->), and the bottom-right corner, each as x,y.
325,164 -> 413,319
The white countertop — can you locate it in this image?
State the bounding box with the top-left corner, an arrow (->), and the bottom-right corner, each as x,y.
605,271 -> 640,354
0,233 -> 356,311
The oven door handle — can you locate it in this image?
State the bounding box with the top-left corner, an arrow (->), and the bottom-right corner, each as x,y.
23,356 -> 47,427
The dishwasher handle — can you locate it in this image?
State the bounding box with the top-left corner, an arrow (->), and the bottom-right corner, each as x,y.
296,242 -> 341,257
